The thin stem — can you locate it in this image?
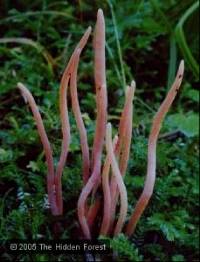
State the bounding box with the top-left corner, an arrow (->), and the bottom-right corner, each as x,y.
70,39 -> 91,185
126,60 -> 184,236
17,83 -> 57,215
167,36 -> 177,88
87,198 -> 101,228
100,135 -> 118,236
78,9 -> 107,239
56,27 -> 91,215
106,123 -> 128,236
105,41 -> 122,85
0,37 -> 54,73
135,97 -> 155,113
91,9 -> 107,170
107,0 -> 126,90
109,82 -> 135,232
150,0 -> 172,33
175,1 -> 199,78
0,10 -> 74,25
77,162 -> 100,239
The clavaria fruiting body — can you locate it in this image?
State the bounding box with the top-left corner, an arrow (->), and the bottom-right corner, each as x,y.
125,60 -> 184,236
18,9 -> 184,239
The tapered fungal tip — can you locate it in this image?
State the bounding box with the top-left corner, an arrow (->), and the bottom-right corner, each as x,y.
87,26 -> 92,34
130,80 -> 136,96
97,9 -> 104,23
83,26 -> 92,41
125,80 -> 136,98
77,26 -> 92,51
17,82 -> 24,89
131,80 -> 136,90
179,60 -> 184,74
180,59 -> 184,66
175,60 -> 184,84
17,82 -> 28,103
97,8 -> 104,17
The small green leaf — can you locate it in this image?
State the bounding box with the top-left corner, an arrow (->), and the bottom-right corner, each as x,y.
27,161 -> 40,172
0,148 -> 13,163
168,113 -> 199,137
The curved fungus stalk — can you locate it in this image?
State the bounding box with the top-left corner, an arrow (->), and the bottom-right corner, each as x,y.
17,8 -> 185,241
18,27 -> 91,217
100,135 -> 118,236
91,9 -> 107,170
87,198 -> 101,228
106,123 -> 128,236
89,8 -> 108,199
55,26 -> 91,214
119,82 -> 135,177
70,37 -> 90,185
125,60 -> 184,236
17,82 -> 57,215
77,9 -> 107,239
109,82 -> 135,232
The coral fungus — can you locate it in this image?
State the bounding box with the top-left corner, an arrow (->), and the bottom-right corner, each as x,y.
18,9 -> 184,239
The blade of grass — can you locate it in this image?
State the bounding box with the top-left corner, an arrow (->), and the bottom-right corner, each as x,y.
175,1 -> 199,79
107,0 -> 126,91
105,42 -> 122,85
150,0 -> 172,33
0,37 -> 54,74
167,36 -> 177,88
0,10 -> 74,25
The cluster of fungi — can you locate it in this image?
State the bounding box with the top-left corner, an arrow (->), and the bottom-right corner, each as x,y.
17,9 -> 184,239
